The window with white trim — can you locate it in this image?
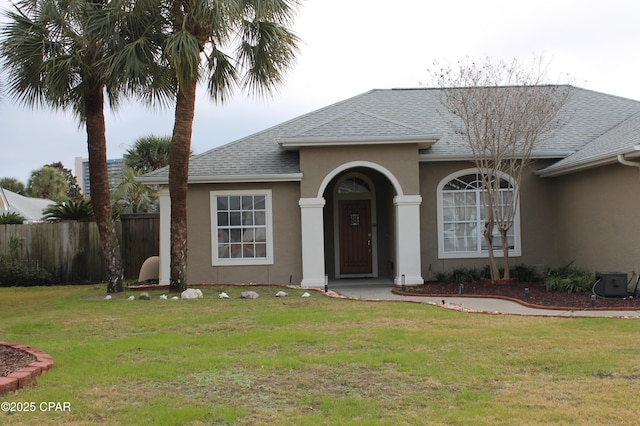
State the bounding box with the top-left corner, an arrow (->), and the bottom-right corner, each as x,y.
437,170 -> 521,258
210,190 -> 273,265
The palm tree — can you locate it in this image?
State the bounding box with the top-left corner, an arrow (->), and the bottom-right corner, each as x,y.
162,0 -> 301,292
1,0 -> 170,292
27,166 -> 69,202
43,199 -> 94,222
111,168 -> 158,216
124,135 -> 173,175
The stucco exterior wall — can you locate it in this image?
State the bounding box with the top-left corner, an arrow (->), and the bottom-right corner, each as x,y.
553,164 -> 640,274
298,144 -> 420,197
418,160 -> 558,278
182,157 -> 640,285
186,181 -> 302,285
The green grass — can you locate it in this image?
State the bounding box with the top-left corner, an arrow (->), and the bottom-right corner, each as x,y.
1,285 -> 640,425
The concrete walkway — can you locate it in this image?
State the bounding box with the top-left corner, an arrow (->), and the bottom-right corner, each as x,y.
329,281 -> 640,318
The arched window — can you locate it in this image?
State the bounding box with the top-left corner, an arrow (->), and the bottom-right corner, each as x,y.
437,169 -> 521,258
337,176 -> 370,194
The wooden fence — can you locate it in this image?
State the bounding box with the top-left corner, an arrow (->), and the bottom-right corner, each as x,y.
0,214 -> 159,283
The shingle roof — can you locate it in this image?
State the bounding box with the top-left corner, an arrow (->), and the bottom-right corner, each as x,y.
288,110 -> 428,140
0,188 -> 54,222
139,86 -> 640,183
538,110 -> 640,176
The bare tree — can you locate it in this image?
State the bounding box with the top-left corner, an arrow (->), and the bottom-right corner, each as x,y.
434,58 -> 570,281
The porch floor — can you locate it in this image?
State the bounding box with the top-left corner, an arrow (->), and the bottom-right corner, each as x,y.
328,277 -> 395,292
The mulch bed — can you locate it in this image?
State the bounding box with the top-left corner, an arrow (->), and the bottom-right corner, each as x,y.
399,281 -> 640,310
1,345 -> 36,377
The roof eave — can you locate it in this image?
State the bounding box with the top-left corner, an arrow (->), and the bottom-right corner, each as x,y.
136,173 -> 303,185
537,145 -> 640,177
419,150 -> 574,162
279,135 -> 440,151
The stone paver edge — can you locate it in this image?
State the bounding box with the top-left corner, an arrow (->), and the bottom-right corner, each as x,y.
0,342 -> 54,395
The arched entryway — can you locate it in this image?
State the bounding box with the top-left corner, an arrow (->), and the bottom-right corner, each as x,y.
329,171 -> 383,279
299,161 -> 423,288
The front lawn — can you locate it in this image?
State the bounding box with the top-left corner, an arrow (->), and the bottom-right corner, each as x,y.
1,285 -> 639,425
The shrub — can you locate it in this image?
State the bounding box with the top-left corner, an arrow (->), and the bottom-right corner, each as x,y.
0,237 -> 52,287
512,264 -> 542,282
544,262 -> 593,293
437,267 -> 482,283
0,257 -> 52,287
43,198 -> 94,221
0,212 -> 25,224
480,265 -> 505,280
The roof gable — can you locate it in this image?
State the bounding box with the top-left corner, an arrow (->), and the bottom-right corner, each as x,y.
279,110 -> 439,149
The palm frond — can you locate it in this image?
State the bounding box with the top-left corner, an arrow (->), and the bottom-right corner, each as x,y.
43,198 -> 94,221
164,29 -> 202,91
236,19 -> 299,98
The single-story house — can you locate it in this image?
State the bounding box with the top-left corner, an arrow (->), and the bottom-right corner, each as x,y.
139,86 -> 640,288
0,187 -> 54,223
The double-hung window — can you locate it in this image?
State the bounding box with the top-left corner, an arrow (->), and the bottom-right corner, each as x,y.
210,190 -> 273,265
437,169 -> 521,258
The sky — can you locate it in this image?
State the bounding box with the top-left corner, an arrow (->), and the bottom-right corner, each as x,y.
2,0 -> 640,184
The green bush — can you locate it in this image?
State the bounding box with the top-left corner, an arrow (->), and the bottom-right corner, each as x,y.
436,264 -> 544,284
0,237 -> 52,287
512,264 -> 542,282
0,212 -> 25,224
43,198 -> 94,221
0,257 -> 52,287
480,264 -> 505,280
544,262 -> 593,294
437,267 -> 483,283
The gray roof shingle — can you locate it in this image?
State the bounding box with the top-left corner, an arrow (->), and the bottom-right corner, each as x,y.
139,86 -> 640,183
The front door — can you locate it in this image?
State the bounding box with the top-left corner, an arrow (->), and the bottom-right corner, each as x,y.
338,199 -> 372,275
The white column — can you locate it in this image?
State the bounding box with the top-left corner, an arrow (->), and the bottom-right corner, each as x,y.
394,195 -> 424,286
299,197 -> 326,288
158,187 -> 171,285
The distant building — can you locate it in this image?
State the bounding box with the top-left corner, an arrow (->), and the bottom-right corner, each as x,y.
74,157 -> 125,197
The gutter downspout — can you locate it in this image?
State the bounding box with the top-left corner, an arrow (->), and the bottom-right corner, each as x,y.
617,153 -> 640,178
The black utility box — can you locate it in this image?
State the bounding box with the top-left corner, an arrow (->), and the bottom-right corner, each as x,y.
595,272 -> 628,297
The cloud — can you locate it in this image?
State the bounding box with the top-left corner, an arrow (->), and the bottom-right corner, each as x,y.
2,0 -> 640,183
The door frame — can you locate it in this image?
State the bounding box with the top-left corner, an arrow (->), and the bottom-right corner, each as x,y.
333,173 -> 378,278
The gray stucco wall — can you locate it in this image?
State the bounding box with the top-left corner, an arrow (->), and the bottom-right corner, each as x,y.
552,163 -> 640,275
186,181 -> 302,285
418,160 -> 559,279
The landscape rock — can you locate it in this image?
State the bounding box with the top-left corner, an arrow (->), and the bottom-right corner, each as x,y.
105,295 -> 112,300
275,291 -> 288,297
139,292 -> 151,300
301,292 -> 311,298
128,295 -> 135,300
171,296 -> 179,300
240,291 -> 260,299
181,288 -> 203,299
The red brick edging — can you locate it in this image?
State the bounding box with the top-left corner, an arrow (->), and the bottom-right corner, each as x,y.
0,342 -> 54,395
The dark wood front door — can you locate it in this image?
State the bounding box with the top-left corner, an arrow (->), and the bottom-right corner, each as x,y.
338,199 -> 372,275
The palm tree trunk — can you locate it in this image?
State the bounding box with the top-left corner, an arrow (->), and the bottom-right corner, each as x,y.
85,84 -> 124,293
168,78 -> 197,293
